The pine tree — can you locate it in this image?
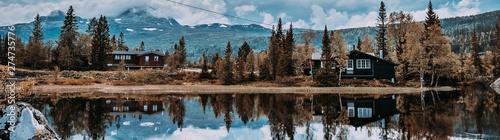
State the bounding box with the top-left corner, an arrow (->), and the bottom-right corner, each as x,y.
57,6 -> 80,70
376,1 -> 388,59
236,42 -> 251,82
90,15 -> 111,70
493,16 -> 500,78
315,26 -> 338,86
200,52 -> 211,79
219,41 -> 234,85
110,34 -> 117,50
277,23 -> 295,76
118,32 -> 126,51
87,17 -> 97,36
140,41 -> 145,51
470,28 -> 483,75
32,13 -> 44,43
211,52 -> 221,77
178,36 -> 187,68
424,0 -> 440,34
388,11 -> 413,80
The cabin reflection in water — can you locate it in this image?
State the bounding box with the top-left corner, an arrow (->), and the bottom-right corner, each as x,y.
106,99 -> 165,115
311,95 -> 398,127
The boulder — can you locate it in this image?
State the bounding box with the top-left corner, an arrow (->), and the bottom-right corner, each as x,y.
491,77 -> 500,88
0,102 -> 59,140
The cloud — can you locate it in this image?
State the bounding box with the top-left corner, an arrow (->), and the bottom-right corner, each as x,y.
310,5 -> 349,30
411,0 -> 480,21
259,12 -> 274,28
234,5 -> 256,16
284,18 -> 310,29
0,0 -> 230,26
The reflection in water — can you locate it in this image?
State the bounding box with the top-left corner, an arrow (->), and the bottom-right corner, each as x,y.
5,87 -> 500,140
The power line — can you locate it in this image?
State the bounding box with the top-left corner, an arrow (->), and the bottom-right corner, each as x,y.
164,0 -> 272,26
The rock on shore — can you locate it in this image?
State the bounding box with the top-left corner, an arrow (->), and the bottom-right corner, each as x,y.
492,77 -> 500,88
0,102 -> 59,140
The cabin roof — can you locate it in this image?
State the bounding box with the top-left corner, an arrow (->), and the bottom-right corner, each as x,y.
350,50 -> 399,66
112,51 -> 164,56
137,51 -> 165,56
310,50 -> 399,66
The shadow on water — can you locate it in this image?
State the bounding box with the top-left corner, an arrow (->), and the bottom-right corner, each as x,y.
2,86 -> 500,140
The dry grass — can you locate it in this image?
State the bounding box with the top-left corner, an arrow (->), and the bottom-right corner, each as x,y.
52,79 -> 97,85
111,81 -> 145,86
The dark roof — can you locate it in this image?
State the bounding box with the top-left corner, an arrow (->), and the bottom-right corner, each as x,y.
112,51 -> 165,56
137,51 -> 165,56
350,50 -> 399,66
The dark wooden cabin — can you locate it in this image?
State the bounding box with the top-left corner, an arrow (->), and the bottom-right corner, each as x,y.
109,51 -> 165,70
304,50 -> 399,80
342,96 -> 398,127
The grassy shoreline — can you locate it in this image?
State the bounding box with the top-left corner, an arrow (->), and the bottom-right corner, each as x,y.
34,84 -> 456,94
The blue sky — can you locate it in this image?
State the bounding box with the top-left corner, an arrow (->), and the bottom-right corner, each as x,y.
0,0 -> 497,29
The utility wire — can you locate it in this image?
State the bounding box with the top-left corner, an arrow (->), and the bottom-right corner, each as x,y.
164,0 -> 272,26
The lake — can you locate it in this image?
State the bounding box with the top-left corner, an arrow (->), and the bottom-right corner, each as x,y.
3,87 -> 500,140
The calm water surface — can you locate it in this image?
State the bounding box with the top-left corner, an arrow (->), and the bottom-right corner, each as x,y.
7,87 -> 500,140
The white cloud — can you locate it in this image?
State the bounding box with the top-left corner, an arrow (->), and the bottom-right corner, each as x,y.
259,12 -> 274,28
234,5 -> 256,16
284,18 -> 310,29
0,0 -> 230,26
411,0 -> 480,21
310,5 -> 349,30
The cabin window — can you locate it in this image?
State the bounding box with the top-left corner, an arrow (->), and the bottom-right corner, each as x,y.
144,105 -> 148,111
115,55 -> 119,60
145,56 -> 149,62
154,56 -> 159,62
121,55 -> 125,60
126,55 -> 131,60
358,108 -> 372,118
124,106 -> 129,111
347,102 -> 354,117
356,59 -> 371,69
347,59 -> 353,70
113,106 -> 118,112
153,105 -> 158,111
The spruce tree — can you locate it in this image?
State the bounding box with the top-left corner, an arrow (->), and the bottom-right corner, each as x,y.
178,36 -> 187,67
32,13 -> 44,43
315,26 -> 337,86
110,34 -> 117,50
87,17 -> 97,36
211,52 -> 221,77
220,41 -> 234,85
470,28 -> 483,75
493,16 -> 500,78
91,15 -> 111,70
267,26 -> 278,79
200,52 -> 210,79
140,41 -> 145,51
118,32 -> 125,51
424,0 -> 440,33
376,1 -> 388,59
58,5 -> 83,70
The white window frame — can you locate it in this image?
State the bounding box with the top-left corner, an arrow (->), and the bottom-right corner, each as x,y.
144,105 -> 148,111
357,108 -> 372,118
145,56 -> 149,62
153,105 -> 158,111
347,59 -> 353,70
356,59 -> 371,69
126,55 -> 131,60
154,56 -> 159,62
121,55 -> 125,60
115,55 -> 120,60
347,102 -> 354,117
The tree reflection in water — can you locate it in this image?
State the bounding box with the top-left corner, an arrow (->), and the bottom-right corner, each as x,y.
14,87 -> 500,140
